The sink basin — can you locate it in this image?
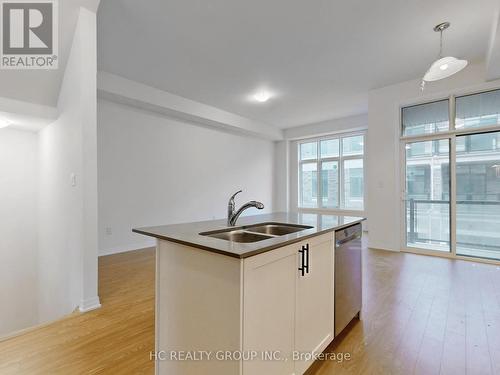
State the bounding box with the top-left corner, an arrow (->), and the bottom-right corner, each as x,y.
202,229 -> 273,243
199,222 -> 314,243
245,223 -> 313,236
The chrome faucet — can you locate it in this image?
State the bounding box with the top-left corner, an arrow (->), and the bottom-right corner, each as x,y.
227,190 -> 264,226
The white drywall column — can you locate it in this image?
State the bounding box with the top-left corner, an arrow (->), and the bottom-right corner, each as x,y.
37,6 -> 100,323
79,7 -> 100,312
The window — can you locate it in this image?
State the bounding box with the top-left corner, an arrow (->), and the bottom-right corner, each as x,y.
300,162 -> 317,208
405,140 -> 450,252
299,134 -> 364,210
402,100 -> 449,136
456,89 -> 500,130
343,159 -> 363,209
320,161 -> 339,208
402,88 -> 500,261
407,165 -> 431,198
456,131 -> 500,259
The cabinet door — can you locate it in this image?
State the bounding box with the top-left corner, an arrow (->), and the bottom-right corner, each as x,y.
242,245 -> 297,375
295,237 -> 334,375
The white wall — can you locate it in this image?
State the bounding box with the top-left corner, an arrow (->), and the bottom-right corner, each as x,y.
367,62 -> 500,251
97,99 -> 276,255
78,8 -> 100,313
0,129 -> 39,337
38,7 -> 99,323
273,140 -> 289,212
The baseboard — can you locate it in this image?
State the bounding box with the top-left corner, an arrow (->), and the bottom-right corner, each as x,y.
79,296 -> 102,313
0,307 -> 81,343
99,240 -> 156,256
2,301 -> 102,342
368,245 -> 400,252
0,321 -> 43,343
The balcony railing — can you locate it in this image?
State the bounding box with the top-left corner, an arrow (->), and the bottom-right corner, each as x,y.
407,198 -> 500,252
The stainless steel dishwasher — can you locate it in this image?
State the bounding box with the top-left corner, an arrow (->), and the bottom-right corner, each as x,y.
334,223 -> 362,337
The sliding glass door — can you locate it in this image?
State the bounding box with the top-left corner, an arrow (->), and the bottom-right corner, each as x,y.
456,131 -> 500,260
405,139 -> 450,252
402,88 -> 500,261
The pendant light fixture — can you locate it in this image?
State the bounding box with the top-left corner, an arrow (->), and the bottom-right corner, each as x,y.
421,22 -> 468,90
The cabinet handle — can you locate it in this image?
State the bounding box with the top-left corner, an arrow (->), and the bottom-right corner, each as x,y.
304,244 -> 309,274
298,247 -> 306,276
298,244 -> 309,277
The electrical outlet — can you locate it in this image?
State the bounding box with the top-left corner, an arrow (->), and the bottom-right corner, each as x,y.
105,227 -> 113,236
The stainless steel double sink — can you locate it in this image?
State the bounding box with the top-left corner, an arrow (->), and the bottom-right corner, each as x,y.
199,222 -> 314,243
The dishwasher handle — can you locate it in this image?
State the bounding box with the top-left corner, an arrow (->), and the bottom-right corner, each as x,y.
335,224 -> 362,248
336,233 -> 361,247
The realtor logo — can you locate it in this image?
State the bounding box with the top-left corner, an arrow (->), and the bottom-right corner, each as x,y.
1,0 -> 58,69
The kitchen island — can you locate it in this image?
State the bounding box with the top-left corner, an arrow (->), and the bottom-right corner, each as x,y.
134,212 -> 365,375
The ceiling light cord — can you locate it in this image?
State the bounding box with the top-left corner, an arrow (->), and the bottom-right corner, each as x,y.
422,24 -> 447,91
421,30 -> 443,91
439,28 -> 444,58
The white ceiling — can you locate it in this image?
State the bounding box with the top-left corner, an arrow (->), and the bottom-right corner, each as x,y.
97,0 -> 499,129
0,0 -> 100,108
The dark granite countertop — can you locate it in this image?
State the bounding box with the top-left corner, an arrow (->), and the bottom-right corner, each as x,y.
133,212 -> 365,259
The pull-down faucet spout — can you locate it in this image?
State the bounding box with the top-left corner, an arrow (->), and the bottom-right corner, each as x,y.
227,190 -> 264,226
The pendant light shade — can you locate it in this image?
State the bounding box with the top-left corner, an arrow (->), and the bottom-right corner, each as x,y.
421,22 -> 468,90
423,56 -> 468,82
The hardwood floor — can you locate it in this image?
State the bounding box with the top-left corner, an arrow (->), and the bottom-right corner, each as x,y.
1,243 -> 500,374
309,244 -> 500,375
0,248 -> 155,375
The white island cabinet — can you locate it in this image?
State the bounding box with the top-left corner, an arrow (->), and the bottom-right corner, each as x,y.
155,232 -> 334,375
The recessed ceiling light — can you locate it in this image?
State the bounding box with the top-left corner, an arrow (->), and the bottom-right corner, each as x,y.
253,91 -> 272,103
0,118 -> 10,129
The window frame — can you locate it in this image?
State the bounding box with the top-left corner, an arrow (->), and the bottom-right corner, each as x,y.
298,132 -> 365,212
